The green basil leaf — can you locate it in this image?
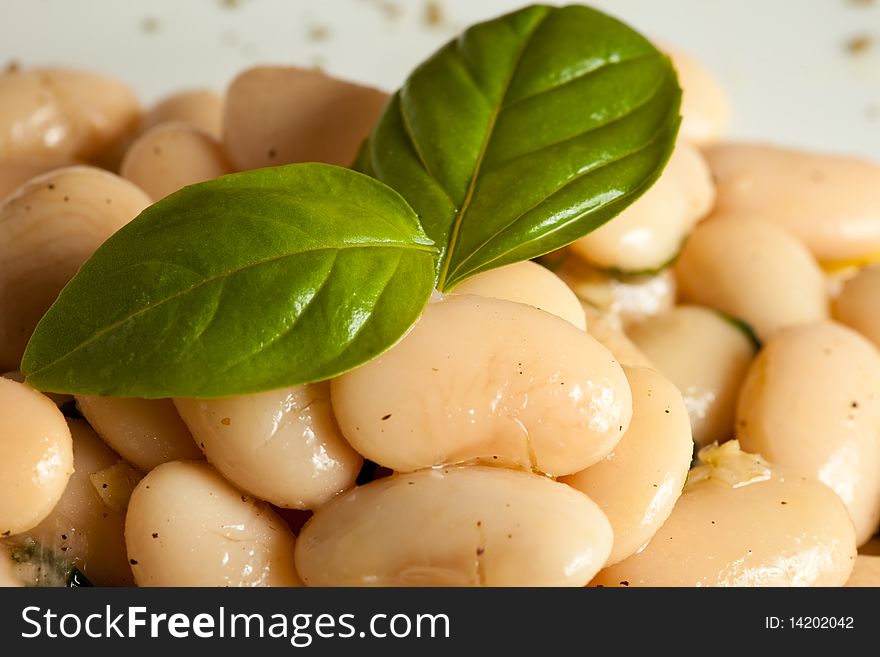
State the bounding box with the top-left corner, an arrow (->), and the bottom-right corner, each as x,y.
21,163 -> 437,398
361,4 -> 681,291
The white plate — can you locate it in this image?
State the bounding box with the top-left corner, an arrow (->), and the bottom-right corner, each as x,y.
2,0 -> 878,159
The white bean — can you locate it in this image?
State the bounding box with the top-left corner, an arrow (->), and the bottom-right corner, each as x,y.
296,466 -> 612,586
569,140 -> 715,272
141,89 -> 223,138
0,378 -> 73,536
0,68 -> 139,161
674,218 -> 828,341
0,166 -> 151,370
833,264 -> 880,349
224,66 -> 388,170
562,366 -> 692,565
26,419 -> 136,585
705,143 -> 880,263
75,396 -> 202,472
125,460 -> 301,587
174,383 -> 362,509
452,260 -> 586,330
331,294 -> 632,476
592,441 -> 857,586
736,321 -> 880,545
120,122 -> 231,201
628,305 -> 755,446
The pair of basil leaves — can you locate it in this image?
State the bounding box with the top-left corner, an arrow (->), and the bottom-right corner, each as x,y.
22,4 -> 680,398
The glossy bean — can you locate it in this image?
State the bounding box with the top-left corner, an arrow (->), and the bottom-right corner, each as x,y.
75,396 -> 202,472
125,460 -> 301,587
296,466 -> 612,586
736,321 -> 880,544
592,441 -> 857,586
331,295 -> 632,476
0,378 -> 73,536
674,218 -> 828,341
452,260 -> 586,330
562,366 -> 692,565
174,383 -> 362,509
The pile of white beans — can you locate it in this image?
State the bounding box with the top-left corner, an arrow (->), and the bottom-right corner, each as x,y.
1,47 -> 880,587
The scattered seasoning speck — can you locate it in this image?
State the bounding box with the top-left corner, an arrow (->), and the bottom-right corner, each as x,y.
845,34 -> 873,54
476,520 -> 482,527
378,1 -> 403,21
381,413 -> 392,420
221,417 -> 231,426
664,408 -> 670,414
152,533 -> 159,538
61,534 -> 67,540
507,533 -> 512,539
105,198 -> 112,204
241,495 -> 247,502
1,530 -> 10,537
102,483 -> 108,489
619,580 -> 629,586
851,401 -> 859,409
47,183 -> 55,190
200,442 -> 205,448
781,501 -> 788,505
140,16 -> 160,34
267,148 -> 277,159
153,145 -> 162,155
424,0 -> 445,27
476,547 -> 485,556
61,546 -> 69,552
307,25 -> 330,42
129,559 -> 138,565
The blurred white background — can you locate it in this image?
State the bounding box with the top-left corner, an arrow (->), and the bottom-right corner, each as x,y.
2,0 -> 878,158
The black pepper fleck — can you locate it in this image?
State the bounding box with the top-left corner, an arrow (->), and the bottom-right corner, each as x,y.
381,414 -> 392,420
102,483 -> 108,489
47,183 -> 55,190
61,534 -> 67,540
620,580 -> 629,587
267,148 -> 277,159
152,533 -> 159,538
130,559 -> 138,565
476,547 -> 485,556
